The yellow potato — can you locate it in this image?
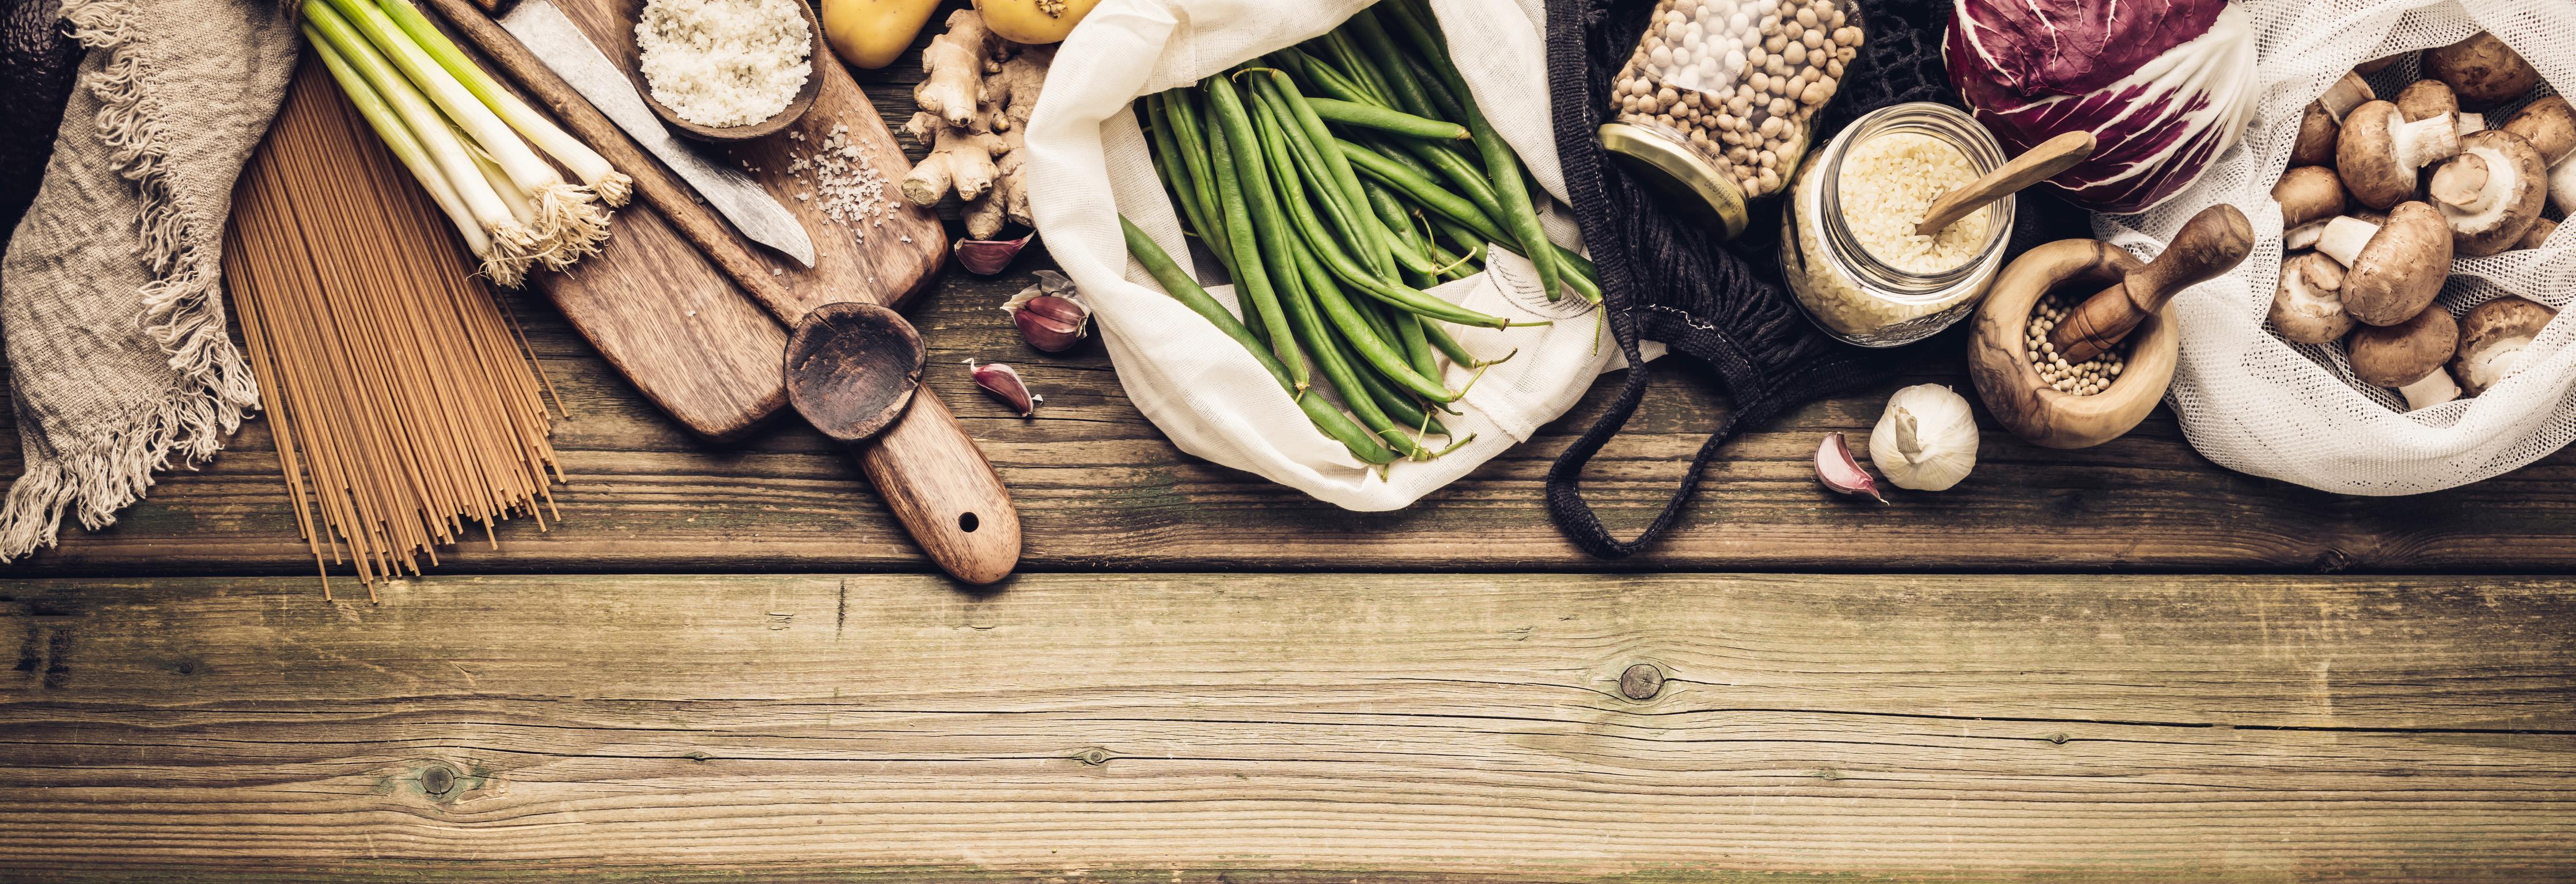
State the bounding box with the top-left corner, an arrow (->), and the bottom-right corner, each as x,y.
973,0 -> 1100,44
821,0 -> 941,70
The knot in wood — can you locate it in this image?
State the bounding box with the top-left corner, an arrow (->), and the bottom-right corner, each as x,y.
1619,663 -> 1664,701
419,762 -> 459,799
1075,748 -> 1110,767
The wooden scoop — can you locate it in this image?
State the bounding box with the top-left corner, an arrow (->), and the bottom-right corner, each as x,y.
786,303 -> 1021,585
1915,131 -> 2096,236
2046,204 -> 2255,363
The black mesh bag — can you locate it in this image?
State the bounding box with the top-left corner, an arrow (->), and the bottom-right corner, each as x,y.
1540,0 -> 2083,558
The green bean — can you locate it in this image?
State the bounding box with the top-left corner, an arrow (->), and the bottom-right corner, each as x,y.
1270,124 -> 1528,329
1163,89 -> 1233,272
1263,142 -> 1464,404
1274,48 -> 1375,107
1339,9 -> 1444,122
1339,138 -> 1513,245
1381,3 -> 1563,299
1401,139 -> 1508,224
1208,116 -> 1298,373
1121,216 -> 1395,465
1343,329 -> 1452,437
1248,81 -> 1368,256
1145,93 -> 1230,274
1281,233 -> 1434,460
1305,98 -> 1468,141
1421,318 -> 1513,369
1255,70 -> 1395,279
1320,31 -> 1392,107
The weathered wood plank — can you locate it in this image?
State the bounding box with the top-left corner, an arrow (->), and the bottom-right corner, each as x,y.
9,5 -> 2576,576
3,573 -> 2571,881
7,253 -> 2575,576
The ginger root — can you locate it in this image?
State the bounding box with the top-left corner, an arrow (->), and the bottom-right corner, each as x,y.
901,9 -> 1050,240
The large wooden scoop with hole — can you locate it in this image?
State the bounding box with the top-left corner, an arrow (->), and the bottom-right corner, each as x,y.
2047,204 -> 2256,363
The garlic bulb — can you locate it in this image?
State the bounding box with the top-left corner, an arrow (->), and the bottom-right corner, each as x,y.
1868,384 -> 1978,491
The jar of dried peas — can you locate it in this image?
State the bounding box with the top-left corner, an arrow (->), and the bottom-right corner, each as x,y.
1779,102 -> 2013,347
1598,0 -> 1864,238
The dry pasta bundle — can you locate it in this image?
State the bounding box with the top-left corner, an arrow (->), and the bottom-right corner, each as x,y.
223,60 -> 566,598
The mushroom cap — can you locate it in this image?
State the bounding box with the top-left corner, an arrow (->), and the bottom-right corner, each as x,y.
2342,202 -> 2455,326
2423,32 -> 2541,109
2292,102 -> 2342,168
2348,303 -> 2459,387
2271,252 -> 2355,344
2520,217 -> 2560,251
2338,101 -> 2434,209
2437,130 -> 2550,257
2396,79 -> 2460,122
2502,95 -> 2575,166
2451,296 -> 2558,395
2273,165 -> 2347,230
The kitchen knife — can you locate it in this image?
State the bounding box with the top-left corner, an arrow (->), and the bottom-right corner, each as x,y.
497,0 -> 816,267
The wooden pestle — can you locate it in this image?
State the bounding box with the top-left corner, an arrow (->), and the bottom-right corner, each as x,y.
1915,131 -> 2094,236
2045,204 -> 2254,363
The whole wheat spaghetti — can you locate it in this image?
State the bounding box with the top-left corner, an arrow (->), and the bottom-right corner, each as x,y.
223,60 -> 565,599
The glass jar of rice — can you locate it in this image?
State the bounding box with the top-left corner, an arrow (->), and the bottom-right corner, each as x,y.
1779,102 -> 2012,347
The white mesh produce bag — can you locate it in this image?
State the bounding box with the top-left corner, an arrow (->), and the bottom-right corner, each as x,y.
1023,0 -> 1646,511
2099,0 -> 2576,495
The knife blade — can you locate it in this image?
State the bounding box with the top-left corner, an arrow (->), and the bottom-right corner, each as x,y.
498,0 -> 816,267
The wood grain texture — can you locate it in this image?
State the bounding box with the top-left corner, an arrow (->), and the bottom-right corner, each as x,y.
3,572 -> 2571,881
537,199 -> 790,439
20,251 -> 2576,576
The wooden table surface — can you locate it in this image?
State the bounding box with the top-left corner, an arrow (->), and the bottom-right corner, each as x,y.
5,12 -> 2574,881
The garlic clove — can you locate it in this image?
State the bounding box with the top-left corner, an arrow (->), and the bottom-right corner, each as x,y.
1814,432 -> 1886,503
1014,294 -> 1090,352
969,359 -> 1040,416
1000,270 -> 1089,352
956,231 -> 1036,276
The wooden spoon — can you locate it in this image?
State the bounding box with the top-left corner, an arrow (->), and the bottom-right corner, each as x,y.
785,302 -> 1022,586
630,0 -> 825,142
2046,204 -> 2256,363
1915,131 -> 2096,236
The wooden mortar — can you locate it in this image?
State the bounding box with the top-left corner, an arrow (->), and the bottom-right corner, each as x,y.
1965,240 -> 2177,449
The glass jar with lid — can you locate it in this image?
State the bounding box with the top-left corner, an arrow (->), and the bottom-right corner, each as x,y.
1780,102 -> 2013,347
1598,0 -> 1865,238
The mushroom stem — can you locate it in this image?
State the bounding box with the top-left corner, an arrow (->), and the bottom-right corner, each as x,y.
2396,367 -> 2461,410
2321,71 -> 2374,119
2393,112 -> 2463,170
2430,153 -> 2497,213
2316,216 -> 2381,267
2285,219 -> 2329,251
2458,113 -> 2486,137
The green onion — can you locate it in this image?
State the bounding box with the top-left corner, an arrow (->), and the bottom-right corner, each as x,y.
377,0 -> 631,207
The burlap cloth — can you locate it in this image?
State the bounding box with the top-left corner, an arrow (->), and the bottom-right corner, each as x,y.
0,0 -> 295,559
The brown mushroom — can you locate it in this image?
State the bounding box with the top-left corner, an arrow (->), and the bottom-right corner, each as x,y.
2348,305 -> 2461,410
2270,251 -> 2355,344
2274,165 -> 2347,234
2338,100 -> 2462,209
2423,32 -> 2540,109
2501,96 -> 2576,215
2291,73 -> 2378,168
2450,296 -> 2558,396
2395,79 -> 2458,122
2314,202 -> 2454,326
2427,129 -> 2549,256
2518,217 -> 2558,251
2355,54 -> 2404,76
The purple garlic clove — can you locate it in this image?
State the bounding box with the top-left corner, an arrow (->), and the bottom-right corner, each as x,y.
956,231 -> 1036,275
970,359 -> 1039,417
1001,270 -> 1089,353
1814,432 -> 1886,503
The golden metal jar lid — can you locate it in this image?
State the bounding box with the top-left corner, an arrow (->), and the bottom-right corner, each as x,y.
1597,122 -> 1749,240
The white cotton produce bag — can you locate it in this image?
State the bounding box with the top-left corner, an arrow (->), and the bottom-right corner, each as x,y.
2101,0 -> 2576,495
1024,0 -> 1644,510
